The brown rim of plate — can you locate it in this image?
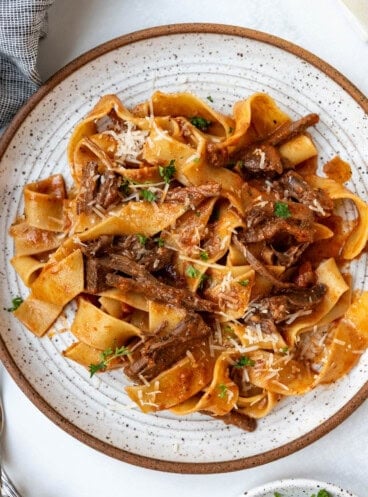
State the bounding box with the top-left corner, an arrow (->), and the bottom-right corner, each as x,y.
0,23 -> 367,474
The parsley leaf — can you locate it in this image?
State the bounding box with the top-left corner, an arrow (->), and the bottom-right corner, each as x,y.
7,296 -> 23,312
136,234 -> 147,246
234,356 -> 255,368
140,189 -> 157,202
154,237 -> 165,247
218,384 -> 228,399
317,491 -> 332,497
280,346 -> 289,354
274,493 -> 283,497
89,345 -> 130,377
186,265 -> 200,278
200,250 -> 209,261
198,273 -> 210,290
119,179 -> 131,195
193,157 -> 200,163
159,159 -> 176,184
238,279 -> 249,287
274,201 -> 291,218
223,325 -> 235,337
190,116 -> 211,131
207,95 -> 214,103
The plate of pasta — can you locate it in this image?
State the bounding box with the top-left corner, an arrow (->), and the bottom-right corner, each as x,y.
241,478 -> 359,497
0,24 -> 368,473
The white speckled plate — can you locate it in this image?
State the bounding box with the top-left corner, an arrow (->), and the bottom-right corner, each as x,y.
240,478 -> 359,497
0,24 -> 367,473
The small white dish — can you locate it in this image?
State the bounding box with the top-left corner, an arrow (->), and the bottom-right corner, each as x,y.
241,478 -> 359,497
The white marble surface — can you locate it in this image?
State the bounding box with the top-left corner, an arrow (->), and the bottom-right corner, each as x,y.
2,1 -> 368,496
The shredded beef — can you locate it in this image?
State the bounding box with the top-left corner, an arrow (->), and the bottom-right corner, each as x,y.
271,243 -> 309,268
114,236 -> 173,272
239,199 -> 314,248
76,167 -> 124,214
238,144 -> 283,177
84,258 -> 110,294
80,235 -> 173,273
164,181 -> 221,205
279,171 -> 333,217
105,257 -> 218,313
206,143 -> 229,168
76,162 -> 99,214
293,261 -> 317,287
209,411 -> 257,432
81,235 -> 114,258
239,218 -> 313,245
95,171 -> 123,209
254,284 -> 327,323
265,113 -> 319,146
124,314 -> 210,381
233,238 -> 293,289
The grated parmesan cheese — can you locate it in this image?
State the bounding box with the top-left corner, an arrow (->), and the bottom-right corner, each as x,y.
102,121 -> 148,163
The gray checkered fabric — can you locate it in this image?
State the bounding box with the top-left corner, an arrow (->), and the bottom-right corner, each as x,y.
0,0 -> 54,128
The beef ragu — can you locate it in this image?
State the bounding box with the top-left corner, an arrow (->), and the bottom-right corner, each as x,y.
9,91 -> 368,432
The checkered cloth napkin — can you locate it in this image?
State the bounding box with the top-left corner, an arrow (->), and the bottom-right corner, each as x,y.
0,0 -> 54,128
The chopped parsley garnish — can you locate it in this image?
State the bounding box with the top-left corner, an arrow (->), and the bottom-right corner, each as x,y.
195,210 -> 201,217
186,265 -> 200,278
218,383 -> 228,399
223,325 -> 235,337
275,490 -> 331,497
190,116 -> 211,131
229,126 -> 234,133
316,491 -> 332,497
238,279 -> 249,287
154,237 -> 165,247
198,273 -> 210,290
159,159 -> 176,184
89,345 -> 130,377
274,201 -> 291,218
136,234 -> 147,246
193,157 -> 200,163
140,189 -> 157,202
280,346 -> 289,354
119,179 -> 131,195
7,296 -> 23,312
207,95 -> 214,103
234,356 -> 255,368
200,250 -> 209,261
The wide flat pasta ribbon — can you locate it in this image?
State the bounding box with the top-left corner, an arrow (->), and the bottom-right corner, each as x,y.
71,297 -> 141,350
247,350 -> 315,396
317,292 -> 368,384
126,342 -> 215,413
10,255 -> 45,287
133,91 -> 234,139
63,341 -> 123,370
23,174 -> 67,232
237,390 -> 280,419
306,175 -> 368,259
170,352 -> 239,416
9,222 -> 64,256
285,258 -> 349,346
77,201 -> 190,240
68,94 -> 149,183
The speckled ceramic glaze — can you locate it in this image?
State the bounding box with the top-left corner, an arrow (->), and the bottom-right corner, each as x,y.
241,478 -> 359,497
0,25 -> 367,473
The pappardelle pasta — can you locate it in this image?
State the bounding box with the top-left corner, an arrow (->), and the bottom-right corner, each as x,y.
9,91 -> 368,431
